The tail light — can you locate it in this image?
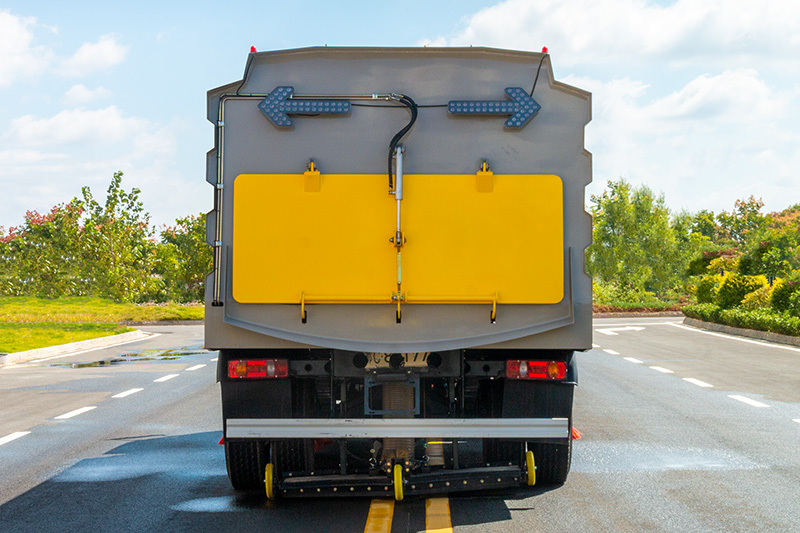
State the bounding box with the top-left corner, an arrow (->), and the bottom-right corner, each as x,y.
228,359 -> 289,379
506,360 -> 566,380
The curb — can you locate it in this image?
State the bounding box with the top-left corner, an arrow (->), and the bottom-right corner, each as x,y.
682,317 -> 800,348
0,330 -> 152,366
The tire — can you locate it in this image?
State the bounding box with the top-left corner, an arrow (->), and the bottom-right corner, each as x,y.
529,437 -> 572,485
483,439 -> 523,465
225,440 -> 266,490
273,439 -> 308,474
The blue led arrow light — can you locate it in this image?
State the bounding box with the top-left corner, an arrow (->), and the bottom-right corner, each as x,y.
448,87 -> 541,128
259,86 -> 351,127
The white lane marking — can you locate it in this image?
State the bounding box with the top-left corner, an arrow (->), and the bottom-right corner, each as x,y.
54,406 -> 97,419
591,344 -> 600,348
30,333 -> 162,362
595,326 -> 645,336
668,323 -> 800,353
649,366 -> 674,374
210,358 -> 218,362
186,364 -> 206,371
603,349 -> 620,355
154,374 -> 179,383
793,419 -> 800,424
624,357 -> 644,364
592,321 -> 679,327
729,395 -> 770,408
0,431 -> 31,446
683,378 -> 714,388
112,388 -> 144,398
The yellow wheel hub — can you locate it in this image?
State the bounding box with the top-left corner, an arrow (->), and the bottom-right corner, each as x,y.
393,464 -> 404,501
265,463 -> 275,500
525,450 -> 536,486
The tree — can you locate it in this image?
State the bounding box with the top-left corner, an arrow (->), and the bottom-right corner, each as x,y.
0,202 -> 86,298
716,196 -> 770,246
156,213 -> 211,302
691,209 -> 722,242
0,171 -> 163,302
79,171 -> 161,302
587,179 -> 696,294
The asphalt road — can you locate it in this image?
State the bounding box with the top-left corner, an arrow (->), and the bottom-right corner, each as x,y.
0,319 -> 798,532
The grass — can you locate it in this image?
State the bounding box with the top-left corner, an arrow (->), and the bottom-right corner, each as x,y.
0,322 -> 135,353
0,296 -> 203,354
0,296 -> 204,323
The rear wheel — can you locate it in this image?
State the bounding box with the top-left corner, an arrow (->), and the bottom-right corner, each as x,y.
225,440 -> 267,490
483,439 -> 522,465
528,437 -> 572,485
273,439 -> 308,473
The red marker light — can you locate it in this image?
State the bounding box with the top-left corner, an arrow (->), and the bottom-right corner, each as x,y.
250,46 -> 257,53
228,359 -> 289,379
541,46 -> 549,54
506,360 -> 566,380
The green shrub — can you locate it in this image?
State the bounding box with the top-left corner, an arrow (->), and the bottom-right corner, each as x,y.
716,274 -> 768,309
682,303 -> 800,337
696,274 -> 724,304
788,290 -> 800,318
771,279 -> 799,313
740,285 -> 772,310
707,256 -> 738,275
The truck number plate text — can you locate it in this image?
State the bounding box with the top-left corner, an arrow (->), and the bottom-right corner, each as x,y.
366,352 -> 429,369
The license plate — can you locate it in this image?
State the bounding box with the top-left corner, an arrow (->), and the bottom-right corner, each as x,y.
366,352 -> 429,369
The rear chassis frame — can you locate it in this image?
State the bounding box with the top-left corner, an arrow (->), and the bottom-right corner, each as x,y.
219,348 -> 576,497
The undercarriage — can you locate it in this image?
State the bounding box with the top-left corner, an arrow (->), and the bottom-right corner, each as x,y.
219,348 -> 576,499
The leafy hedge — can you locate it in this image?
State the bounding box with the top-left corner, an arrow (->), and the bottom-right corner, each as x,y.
771,280 -> 800,314
716,274 -> 767,308
682,303 -> 800,337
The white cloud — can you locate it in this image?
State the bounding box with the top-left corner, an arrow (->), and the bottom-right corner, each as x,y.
0,12 -> 129,87
422,0 -> 800,214
0,10 -> 52,86
431,0 -> 800,69
60,34 -> 128,77
0,108 -> 189,229
7,106 -> 148,147
62,84 -> 111,105
571,69 -> 799,214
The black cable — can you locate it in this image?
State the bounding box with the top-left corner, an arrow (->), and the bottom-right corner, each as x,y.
387,95 -> 417,189
530,53 -> 548,96
351,103 -> 446,108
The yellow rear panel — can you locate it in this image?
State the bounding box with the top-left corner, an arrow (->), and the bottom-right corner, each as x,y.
233,173 -> 563,304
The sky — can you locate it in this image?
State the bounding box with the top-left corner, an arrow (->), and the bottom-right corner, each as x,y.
0,0 -> 798,233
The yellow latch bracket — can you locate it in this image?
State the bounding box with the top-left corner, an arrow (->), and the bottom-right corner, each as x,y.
476,159 -> 493,193
304,160 -> 320,192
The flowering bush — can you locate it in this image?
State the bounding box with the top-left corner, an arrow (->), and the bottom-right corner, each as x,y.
0,172 -> 210,303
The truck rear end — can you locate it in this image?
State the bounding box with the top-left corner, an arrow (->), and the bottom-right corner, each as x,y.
205,46 -> 592,499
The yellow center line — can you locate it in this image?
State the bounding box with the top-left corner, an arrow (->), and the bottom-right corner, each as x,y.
426,497 -> 453,533
364,499 -> 395,533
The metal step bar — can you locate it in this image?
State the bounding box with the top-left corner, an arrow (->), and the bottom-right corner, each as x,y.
226,417 -> 569,439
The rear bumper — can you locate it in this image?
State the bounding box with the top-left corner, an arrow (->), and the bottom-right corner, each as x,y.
225,417 -> 569,439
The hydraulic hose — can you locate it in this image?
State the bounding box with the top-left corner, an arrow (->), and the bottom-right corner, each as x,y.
387,94 -> 418,189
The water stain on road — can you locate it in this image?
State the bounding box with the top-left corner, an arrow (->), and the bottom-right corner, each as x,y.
572,441 -> 761,473
41,346 -> 209,368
